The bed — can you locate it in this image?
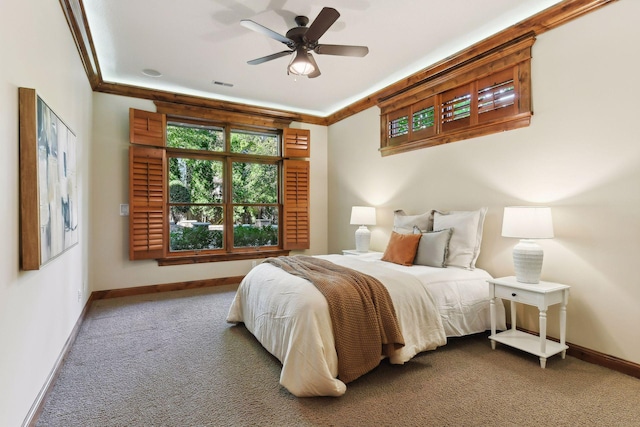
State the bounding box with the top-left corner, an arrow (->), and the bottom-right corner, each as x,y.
227,208 -> 506,396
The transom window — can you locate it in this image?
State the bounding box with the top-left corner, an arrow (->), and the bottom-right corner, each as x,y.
379,35 -> 534,156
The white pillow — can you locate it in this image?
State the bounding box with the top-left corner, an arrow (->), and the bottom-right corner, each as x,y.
433,208 -> 488,269
413,227 -> 452,268
393,210 -> 433,234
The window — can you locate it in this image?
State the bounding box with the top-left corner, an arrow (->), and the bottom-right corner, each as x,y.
230,129 -> 280,249
128,109 -> 310,263
166,123 -> 280,254
379,35 -> 534,156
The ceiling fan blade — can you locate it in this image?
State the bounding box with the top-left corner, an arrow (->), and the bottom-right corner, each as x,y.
247,50 -> 292,65
241,19 -> 293,47
304,7 -> 340,44
315,44 -> 369,57
307,53 -> 321,78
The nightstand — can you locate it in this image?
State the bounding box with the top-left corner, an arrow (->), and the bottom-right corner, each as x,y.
488,276 -> 570,368
342,250 -> 381,256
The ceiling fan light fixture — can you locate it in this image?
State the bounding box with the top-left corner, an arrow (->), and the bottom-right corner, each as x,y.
243,7 -> 366,78
288,47 -> 315,76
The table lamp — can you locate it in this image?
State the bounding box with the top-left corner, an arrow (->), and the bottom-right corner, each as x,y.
501,206 -> 554,284
350,206 -> 376,252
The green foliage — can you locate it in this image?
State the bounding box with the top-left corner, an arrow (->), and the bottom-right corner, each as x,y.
233,206 -> 278,230
169,226 -> 223,251
168,157 -> 223,223
169,225 -> 278,251
167,125 -> 223,151
169,180 -> 190,222
234,225 -> 278,248
167,124 -> 224,223
232,162 -> 277,204
230,130 -> 277,156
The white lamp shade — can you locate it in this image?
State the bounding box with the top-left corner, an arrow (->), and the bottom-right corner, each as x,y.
502,206 -> 554,239
350,206 -> 376,226
502,206 -> 553,284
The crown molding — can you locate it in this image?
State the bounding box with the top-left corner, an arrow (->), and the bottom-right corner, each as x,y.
59,0 -> 616,126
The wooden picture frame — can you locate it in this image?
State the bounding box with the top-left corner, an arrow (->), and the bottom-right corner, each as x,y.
19,88 -> 79,270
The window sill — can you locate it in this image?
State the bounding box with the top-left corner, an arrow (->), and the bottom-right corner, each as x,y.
156,249 -> 290,266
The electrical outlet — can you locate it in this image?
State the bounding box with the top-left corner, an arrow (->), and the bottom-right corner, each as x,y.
77,289 -> 82,302
120,204 -> 129,216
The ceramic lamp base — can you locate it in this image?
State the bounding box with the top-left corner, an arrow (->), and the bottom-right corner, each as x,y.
354,226 -> 371,252
513,239 -> 544,284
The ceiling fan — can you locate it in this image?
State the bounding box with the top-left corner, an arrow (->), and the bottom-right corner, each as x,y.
241,7 -> 369,78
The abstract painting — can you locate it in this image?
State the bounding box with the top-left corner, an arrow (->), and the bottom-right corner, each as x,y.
19,88 -> 78,270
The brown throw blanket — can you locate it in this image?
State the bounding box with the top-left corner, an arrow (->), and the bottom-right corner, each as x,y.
264,255 -> 405,383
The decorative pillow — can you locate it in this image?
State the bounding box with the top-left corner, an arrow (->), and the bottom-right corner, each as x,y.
413,227 -> 453,268
381,231 -> 421,266
393,210 -> 433,234
433,207 -> 488,269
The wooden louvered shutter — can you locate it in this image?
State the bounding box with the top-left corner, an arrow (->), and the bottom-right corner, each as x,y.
129,108 -> 166,147
283,128 -> 310,158
477,68 -> 518,124
129,146 -> 166,260
440,84 -> 473,133
282,159 -> 310,250
386,107 -> 410,146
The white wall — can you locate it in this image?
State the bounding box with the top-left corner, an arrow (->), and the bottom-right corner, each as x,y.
328,0 -> 640,365
0,1 -> 93,425
90,93 -> 328,291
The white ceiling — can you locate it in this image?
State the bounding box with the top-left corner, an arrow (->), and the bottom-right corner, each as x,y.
83,0 -> 561,117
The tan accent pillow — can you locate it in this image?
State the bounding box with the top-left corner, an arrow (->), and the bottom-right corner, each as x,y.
381,232 -> 421,266
393,210 -> 434,234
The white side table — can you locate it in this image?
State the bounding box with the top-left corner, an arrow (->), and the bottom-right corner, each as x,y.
488,276 -> 570,368
342,250 -> 382,256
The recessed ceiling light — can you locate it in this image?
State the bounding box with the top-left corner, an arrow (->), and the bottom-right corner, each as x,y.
212,80 -> 234,88
142,69 -> 162,77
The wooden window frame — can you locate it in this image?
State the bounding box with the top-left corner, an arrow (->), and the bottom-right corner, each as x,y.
129,109 -> 310,265
379,35 -> 534,156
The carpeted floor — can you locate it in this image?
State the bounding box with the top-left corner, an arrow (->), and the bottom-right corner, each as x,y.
35,285 -> 640,427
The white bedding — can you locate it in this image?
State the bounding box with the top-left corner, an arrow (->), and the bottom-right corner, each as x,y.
355,253 -> 507,336
226,253 -> 505,397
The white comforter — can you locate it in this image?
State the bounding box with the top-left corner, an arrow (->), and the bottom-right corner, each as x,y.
226,253 -> 505,397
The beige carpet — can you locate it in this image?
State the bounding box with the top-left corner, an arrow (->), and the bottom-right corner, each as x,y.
35,285 -> 640,426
